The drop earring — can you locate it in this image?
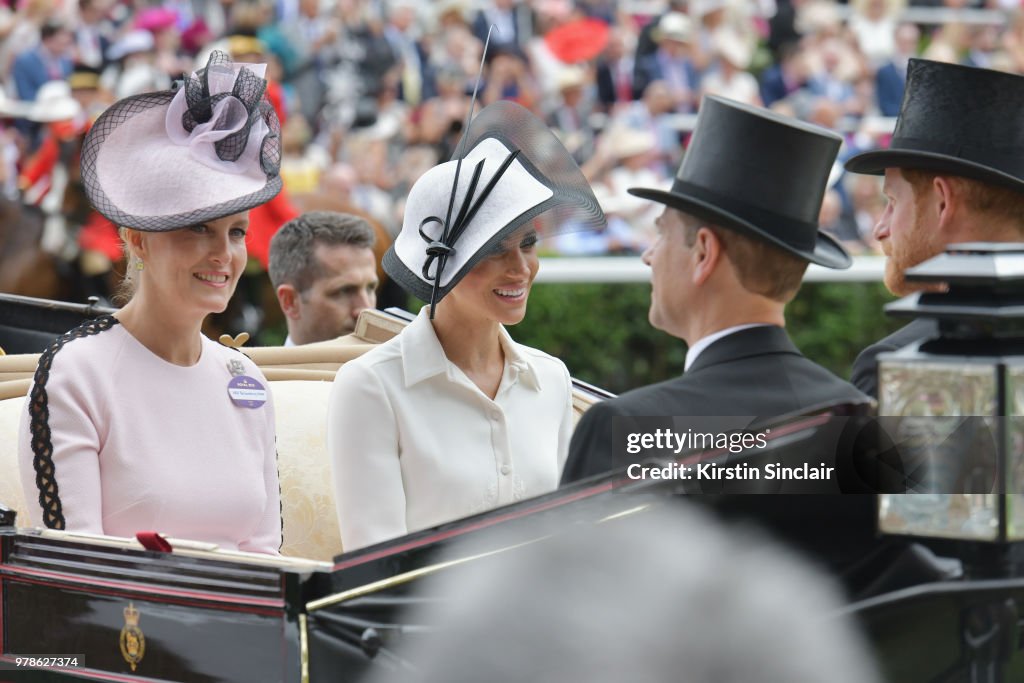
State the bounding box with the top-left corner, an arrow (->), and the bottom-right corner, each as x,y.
136,260 -> 144,271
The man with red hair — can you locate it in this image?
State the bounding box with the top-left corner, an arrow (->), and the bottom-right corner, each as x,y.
845,60 -> 1024,397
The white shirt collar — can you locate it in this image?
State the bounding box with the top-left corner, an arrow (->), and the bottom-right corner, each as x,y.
400,307 -> 541,391
283,335 -> 296,347
684,324 -> 771,371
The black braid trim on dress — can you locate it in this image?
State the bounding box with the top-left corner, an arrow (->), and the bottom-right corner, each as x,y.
28,314 -> 120,530
275,445 -> 283,552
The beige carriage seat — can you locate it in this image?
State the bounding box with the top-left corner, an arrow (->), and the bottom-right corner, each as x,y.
0,354 -> 36,390
0,394 -> 29,524
269,379 -> 339,560
245,311 -> 412,559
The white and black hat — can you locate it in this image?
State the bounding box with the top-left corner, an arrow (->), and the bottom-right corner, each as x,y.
384,100 -> 605,308
80,50 -> 281,232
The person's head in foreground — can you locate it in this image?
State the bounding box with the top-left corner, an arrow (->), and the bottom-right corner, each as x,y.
628,95 -> 852,347
269,211 -> 378,344
844,59 -> 1024,296
383,99 -> 604,335
83,50 -> 282,344
366,502 -> 882,683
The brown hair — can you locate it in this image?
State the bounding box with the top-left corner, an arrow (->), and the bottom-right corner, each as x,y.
683,219 -> 808,302
268,211 -> 376,292
901,169 -> 1024,235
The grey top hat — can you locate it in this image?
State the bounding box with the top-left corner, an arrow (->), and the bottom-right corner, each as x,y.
845,59 -> 1024,194
629,95 -> 852,269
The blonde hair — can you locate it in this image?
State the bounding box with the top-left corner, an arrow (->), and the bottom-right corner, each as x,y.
115,227 -> 141,304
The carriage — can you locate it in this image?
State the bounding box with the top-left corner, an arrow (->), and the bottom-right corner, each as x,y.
2,272 -> 1024,682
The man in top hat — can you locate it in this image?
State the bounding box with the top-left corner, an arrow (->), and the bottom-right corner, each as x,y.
561,95 -> 870,484
845,60 -> 1024,398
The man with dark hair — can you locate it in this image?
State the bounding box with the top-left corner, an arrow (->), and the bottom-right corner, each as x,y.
561,96 -> 869,484
845,60 -> 1024,397
11,19 -> 74,147
269,211 -> 379,345
12,20 -> 74,103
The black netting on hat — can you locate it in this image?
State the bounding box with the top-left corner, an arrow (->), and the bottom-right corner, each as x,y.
258,99 -> 281,176
79,51 -> 282,232
454,100 -> 606,244
384,100 -> 606,305
179,51 -> 270,164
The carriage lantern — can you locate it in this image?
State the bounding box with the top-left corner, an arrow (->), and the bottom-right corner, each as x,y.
876,243 -> 1024,548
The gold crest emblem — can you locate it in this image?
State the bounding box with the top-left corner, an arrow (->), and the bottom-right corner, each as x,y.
119,602 -> 146,671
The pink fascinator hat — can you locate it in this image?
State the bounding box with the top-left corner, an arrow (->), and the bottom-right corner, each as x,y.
80,50 -> 282,231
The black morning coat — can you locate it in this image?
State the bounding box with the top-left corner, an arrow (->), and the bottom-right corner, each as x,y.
850,319 -> 939,399
560,325 -> 872,484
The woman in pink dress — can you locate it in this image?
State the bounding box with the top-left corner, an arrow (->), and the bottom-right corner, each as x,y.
18,51 -> 283,554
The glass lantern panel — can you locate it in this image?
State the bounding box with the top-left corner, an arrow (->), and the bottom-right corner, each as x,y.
878,360 -> 1000,541
1003,363 -> 1024,540
879,361 -> 996,417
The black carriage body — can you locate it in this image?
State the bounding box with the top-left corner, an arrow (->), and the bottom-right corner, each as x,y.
2,390 -> 1024,680
0,531 -> 319,682
0,479 -> 650,682
0,294 -> 116,356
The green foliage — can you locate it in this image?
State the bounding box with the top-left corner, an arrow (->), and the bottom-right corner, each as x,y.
258,275 -> 904,395
509,281 -> 904,394
785,281 -> 903,382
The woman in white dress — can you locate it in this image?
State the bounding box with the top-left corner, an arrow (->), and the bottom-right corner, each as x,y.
328,101 -> 605,551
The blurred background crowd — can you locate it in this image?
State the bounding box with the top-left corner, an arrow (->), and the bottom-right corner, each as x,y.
1,0 -> 1023,319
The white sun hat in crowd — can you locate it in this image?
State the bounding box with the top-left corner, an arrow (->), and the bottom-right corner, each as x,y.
106,29 -> 156,62
80,50 -> 282,231
25,81 -> 82,123
713,29 -> 753,70
602,125 -> 656,161
655,12 -> 693,44
0,82 -> 80,122
0,89 -> 29,119
383,100 -> 605,311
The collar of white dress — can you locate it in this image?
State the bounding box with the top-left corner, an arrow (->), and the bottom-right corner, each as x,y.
684,323 -> 771,372
400,307 -> 542,391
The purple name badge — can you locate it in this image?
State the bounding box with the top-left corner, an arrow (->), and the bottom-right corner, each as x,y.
227,375 -> 267,409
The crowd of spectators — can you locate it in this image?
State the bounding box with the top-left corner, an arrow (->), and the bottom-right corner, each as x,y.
2,0 -> 1024,269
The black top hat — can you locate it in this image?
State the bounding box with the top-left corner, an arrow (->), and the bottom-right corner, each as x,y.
845,59 -> 1024,194
629,95 -> 851,269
